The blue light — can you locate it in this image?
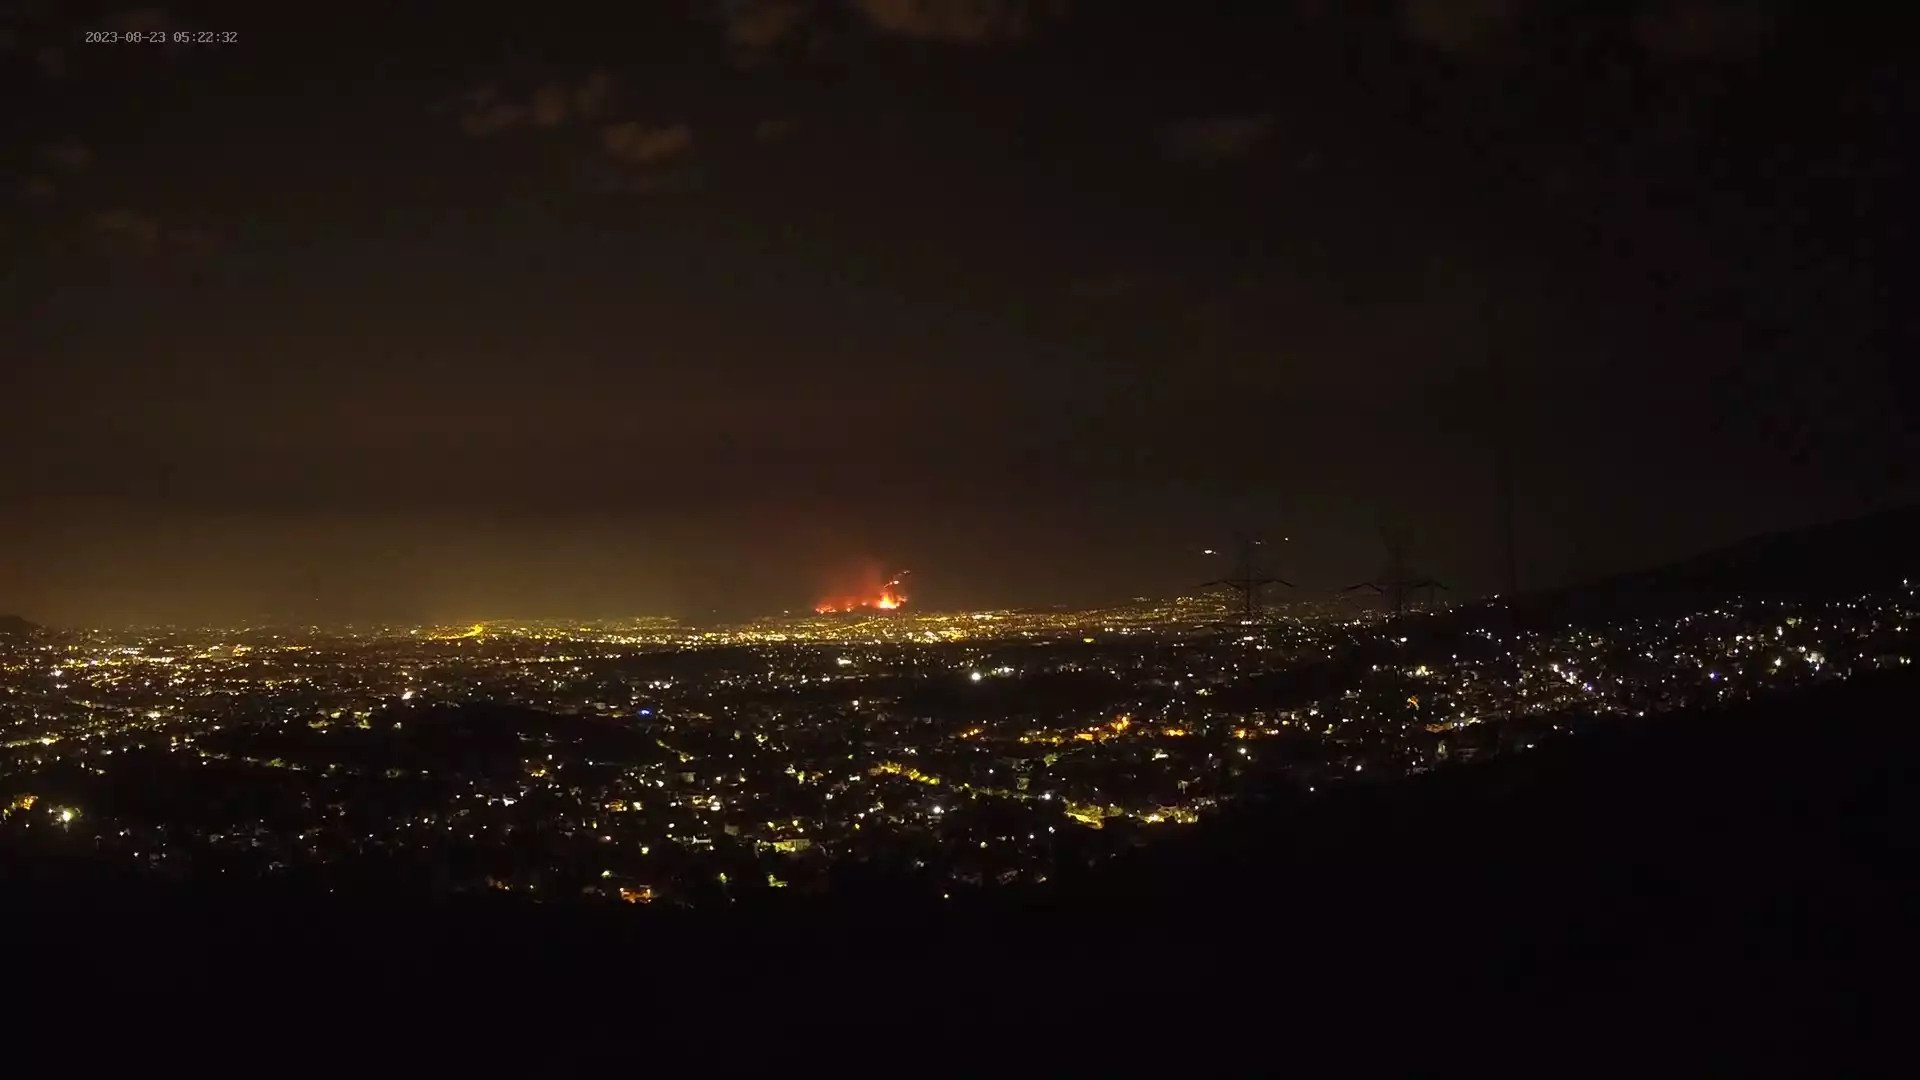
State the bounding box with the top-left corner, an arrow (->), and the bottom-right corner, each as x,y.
638,708 -> 653,717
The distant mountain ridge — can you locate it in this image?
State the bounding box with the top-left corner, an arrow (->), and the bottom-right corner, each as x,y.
0,614 -> 41,638
1516,504 -> 1920,625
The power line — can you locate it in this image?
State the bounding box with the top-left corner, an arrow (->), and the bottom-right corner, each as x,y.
1344,526 -> 1447,617
1201,531 -> 1293,622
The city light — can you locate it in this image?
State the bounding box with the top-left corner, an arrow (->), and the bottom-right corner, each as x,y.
0,584 -> 1906,905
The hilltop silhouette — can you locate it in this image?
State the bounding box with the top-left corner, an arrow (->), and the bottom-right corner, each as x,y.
1512,504 -> 1920,627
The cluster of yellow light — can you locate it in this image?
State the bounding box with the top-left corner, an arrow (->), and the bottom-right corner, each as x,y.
419,623 -> 491,641
1022,714 -> 1141,746
1061,798 -> 1199,829
1064,802 -> 1123,829
2,793 -> 38,822
618,885 -> 655,904
869,761 -> 942,785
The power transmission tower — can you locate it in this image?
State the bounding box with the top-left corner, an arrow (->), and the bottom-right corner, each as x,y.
1345,526 -> 1447,617
1489,319 -> 1519,600
1202,532 -> 1292,622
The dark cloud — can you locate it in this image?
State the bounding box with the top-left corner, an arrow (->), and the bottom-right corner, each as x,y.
530,84 -> 569,128
38,139 -> 92,170
713,0 -> 1062,63
753,117 -> 797,143
1401,0 -> 1523,54
851,0 -> 1059,43
579,161 -> 703,196
456,72 -> 614,137
1067,274 -> 1142,301
91,208 -> 162,246
458,91 -> 529,137
172,226 -> 215,253
1403,0 -> 1777,63
103,7 -> 172,34
34,44 -> 62,78
573,70 -> 612,118
726,0 -> 808,59
601,121 -> 694,166
89,208 -> 213,254
1157,114 -> 1274,165
1635,1 -> 1776,62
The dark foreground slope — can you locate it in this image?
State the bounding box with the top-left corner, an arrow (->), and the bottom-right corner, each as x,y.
8,673 -> 1915,1066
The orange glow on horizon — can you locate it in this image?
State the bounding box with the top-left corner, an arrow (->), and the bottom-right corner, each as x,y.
815,571 -> 910,614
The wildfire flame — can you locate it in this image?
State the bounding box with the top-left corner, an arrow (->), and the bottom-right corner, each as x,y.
815,571 -> 910,614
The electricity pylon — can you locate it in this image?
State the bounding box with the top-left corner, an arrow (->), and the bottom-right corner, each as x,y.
1202,532 -> 1293,621
1344,526 -> 1447,617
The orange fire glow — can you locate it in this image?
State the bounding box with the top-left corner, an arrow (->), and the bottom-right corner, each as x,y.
815,571 -> 910,614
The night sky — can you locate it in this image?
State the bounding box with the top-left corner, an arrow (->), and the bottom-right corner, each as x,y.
4,1 -> 1913,624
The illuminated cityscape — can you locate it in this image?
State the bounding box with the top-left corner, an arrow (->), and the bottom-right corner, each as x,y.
6,1 -> 1915,1053
4,584 -> 1911,905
